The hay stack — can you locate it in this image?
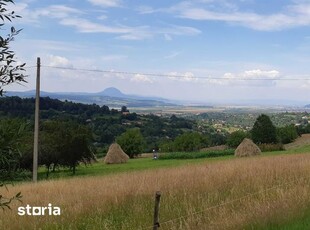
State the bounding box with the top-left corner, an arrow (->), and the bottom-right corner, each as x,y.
235,138 -> 261,157
104,143 -> 129,164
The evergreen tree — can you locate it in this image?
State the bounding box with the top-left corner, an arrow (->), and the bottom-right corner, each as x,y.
252,114 -> 278,144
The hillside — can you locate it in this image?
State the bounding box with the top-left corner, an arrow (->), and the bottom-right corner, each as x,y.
284,134 -> 310,150
0,96 -> 209,152
6,87 -> 178,107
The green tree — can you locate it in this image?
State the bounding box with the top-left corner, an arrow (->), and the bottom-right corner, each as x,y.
61,125 -> 95,175
277,125 -> 298,144
251,114 -> 278,144
174,132 -> 209,152
40,121 -> 95,175
116,128 -> 145,158
121,105 -> 128,113
0,0 -> 25,209
227,130 -> 249,148
0,118 -> 27,179
0,118 -> 25,210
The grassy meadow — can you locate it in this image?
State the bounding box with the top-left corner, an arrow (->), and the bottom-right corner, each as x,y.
2,144 -> 310,229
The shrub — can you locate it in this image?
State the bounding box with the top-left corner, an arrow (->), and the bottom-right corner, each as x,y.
116,128 -> 145,158
277,125 -> 298,144
258,143 -> 284,152
227,130 -> 249,148
173,132 -> 210,152
159,149 -> 234,160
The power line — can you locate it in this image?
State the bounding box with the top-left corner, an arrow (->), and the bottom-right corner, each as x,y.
41,65 -> 310,81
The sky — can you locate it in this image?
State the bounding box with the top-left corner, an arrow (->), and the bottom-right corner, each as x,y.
4,0 -> 310,105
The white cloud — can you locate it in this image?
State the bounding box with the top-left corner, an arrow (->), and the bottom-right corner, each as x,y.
213,69 -> 280,87
39,5 -> 83,19
137,5 -> 155,14
48,55 -> 72,67
159,25 -> 201,36
168,72 -> 197,82
165,52 -> 181,59
131,74 -> 153,83
243,69 -> 279,78
117,25 -> 201,40
14,2 -> 200,40
88,0 -> 122,8
60,18 -> 130,33
164,34 -> 173,41
145,1 -> 310,31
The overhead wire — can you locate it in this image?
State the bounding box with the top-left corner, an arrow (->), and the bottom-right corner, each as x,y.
40,65 -> 310,81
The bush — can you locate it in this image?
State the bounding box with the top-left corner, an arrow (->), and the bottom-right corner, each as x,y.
297,124 -> 310,135
277,125 -> 298,144
116,128 -> 145,158
258,143 -> 284,152
159,149 -> 234,160
227,130 -> 249,148
173,132 -> 210,152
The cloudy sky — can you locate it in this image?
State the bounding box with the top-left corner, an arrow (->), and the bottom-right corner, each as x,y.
4,0 -> 310,104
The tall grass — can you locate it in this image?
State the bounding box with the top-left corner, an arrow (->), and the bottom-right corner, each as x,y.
2,153 -> 310,229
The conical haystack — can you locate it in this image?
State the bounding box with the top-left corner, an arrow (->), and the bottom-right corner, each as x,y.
104,143 -> 129,164
235,138 -> 261,157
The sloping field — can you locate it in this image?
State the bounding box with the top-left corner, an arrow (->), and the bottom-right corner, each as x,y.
285,134 -> 310,150
2,152 -> 310,230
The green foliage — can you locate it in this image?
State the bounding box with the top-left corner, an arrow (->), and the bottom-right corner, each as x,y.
159,140 -> 175,152
0,96 -> 111,118
40,121 -> 95,175
297,124 -> 310,135
0,0 -> 26,96
173,132 -> 210,152
116,128 -> 145,158
159,132 -> 212,152
227,130 -> 249,148
159,149 -> 234,160
0,0 -> 25,210
0,182 -> 22,210
252,114 -> 278,144
258,143 -> 284,152
121,106 -> 128,113
277,125 -> 298,144
0,118 -> 28,180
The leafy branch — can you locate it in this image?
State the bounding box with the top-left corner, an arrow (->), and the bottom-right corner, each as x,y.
0,0 -> 26,96
0,182 -> 22,210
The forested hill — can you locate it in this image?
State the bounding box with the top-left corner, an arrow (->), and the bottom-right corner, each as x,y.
0,96 -> 221,152
0,96 -> 112,118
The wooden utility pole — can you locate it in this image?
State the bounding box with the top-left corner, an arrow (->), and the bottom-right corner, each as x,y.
33,57 -> 40,182
153,191 -> 161,230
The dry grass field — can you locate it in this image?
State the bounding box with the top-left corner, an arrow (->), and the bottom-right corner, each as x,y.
2,152 -> 310,230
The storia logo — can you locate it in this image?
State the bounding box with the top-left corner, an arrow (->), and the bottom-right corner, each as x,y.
18,203 -> 61,216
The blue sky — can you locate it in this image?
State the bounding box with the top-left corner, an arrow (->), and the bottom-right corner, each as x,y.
5,0 -> 310,104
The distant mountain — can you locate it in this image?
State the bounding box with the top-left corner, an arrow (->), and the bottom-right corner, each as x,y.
6,87 -> 179,108
305,104 -> 310,108
96,87 -> 126,98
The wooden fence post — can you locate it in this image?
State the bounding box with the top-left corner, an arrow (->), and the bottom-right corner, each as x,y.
153,191 -> 161,230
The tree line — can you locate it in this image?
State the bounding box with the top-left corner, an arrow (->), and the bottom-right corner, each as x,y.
226,114 -> 303,150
